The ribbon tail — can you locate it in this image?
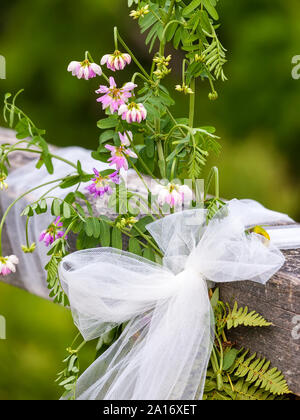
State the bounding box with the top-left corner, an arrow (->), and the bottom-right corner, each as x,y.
60,248 -> 213,400
75,275 -> 212,400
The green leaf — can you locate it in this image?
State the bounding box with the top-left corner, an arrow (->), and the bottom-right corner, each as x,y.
201,0 -> 219,20
99,130 -> 115,144
97,116 -> 118,130
143,248 -> 156,262
199,10 -> 212,34
51,199 -> 61,217
85,217 -> 100,238
183,0 -> 202,17
131,216 -> 153,236
99,218 -> 111,247
21,205 -> 34,217
63,202 -> 72,219
223,348 -> 239,371
210,288 -> 219,310
129,238 -> 142,256
111,227 -> 123,250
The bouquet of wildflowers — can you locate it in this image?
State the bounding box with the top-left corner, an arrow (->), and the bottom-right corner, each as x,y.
0,0 -> 225,283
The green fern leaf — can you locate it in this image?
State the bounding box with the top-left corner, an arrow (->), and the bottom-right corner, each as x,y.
227,302 -> 272,329
231,380 -> 277,400
231,351 -> 291,395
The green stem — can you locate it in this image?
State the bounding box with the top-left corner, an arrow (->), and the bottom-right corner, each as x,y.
0,178 -> 65,255
211,346 -> 224,391
157,139 -> 166,179
161,20 -> 183,46
87,51 -> 109,82
130,144 -> 158,180
215,333 -> 224,372
113,27 -> 119,51
25,216 -> 30,248
128,158 -> 151,195
130,195 -> 157,221
189,78 -> 196,127
132,224 -> 162,256
115,28 -> 150,78
182,59 -> 187,86
159,0 -> 176,56
70,332 -> 82,348
204,166 -> 220,200
75,340 -> 86,353
6,148 -> 78,170
131,72 -> 152,85
62,220 -> 76,241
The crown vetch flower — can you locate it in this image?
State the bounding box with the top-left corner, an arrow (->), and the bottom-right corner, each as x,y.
0,255 -> 19,276
86,169 -> 120,198
153,183 -> 193,208
96,77 -> 136,114
39,217 -> 66,247
101,51 -> 131,71
67,59 -> 102,80
118,102 -> 147,123
105,141 -> 137,171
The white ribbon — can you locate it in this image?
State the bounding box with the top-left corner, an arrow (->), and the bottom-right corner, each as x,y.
59,200 -> 286,400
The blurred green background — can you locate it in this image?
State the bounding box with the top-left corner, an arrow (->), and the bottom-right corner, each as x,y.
0,0 -> 299,399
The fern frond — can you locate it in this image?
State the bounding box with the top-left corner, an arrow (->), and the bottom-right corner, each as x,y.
229,380 -> 277,400
230,351 -> 291,395
226,302 -> 272,329
203,27 -> 227,81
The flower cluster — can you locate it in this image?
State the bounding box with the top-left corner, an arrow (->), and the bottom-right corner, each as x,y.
101,51 -> 131,72
153,183 -> 193,208
67,46 -> 149,182
153,55 -> 172,80
129,5 -> 149,19
115,216 -> 138,230
39,217 -> 66,247
175,84 -> 194,95
67,59 -> 102,80
86,169 -> 120,198
0,255 -> 19,276
96,77 -> 136,114
118,102 -> 147,124
105,131 -> 137,171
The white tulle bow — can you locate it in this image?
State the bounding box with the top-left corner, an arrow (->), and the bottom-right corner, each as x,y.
59,201 -> 285,400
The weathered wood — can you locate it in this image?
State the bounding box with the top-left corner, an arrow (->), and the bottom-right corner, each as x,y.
219,252 -> 300,396
1,128 -> 300,395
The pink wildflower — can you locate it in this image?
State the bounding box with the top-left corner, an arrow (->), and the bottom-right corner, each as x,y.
105,137 -> 137,171
86,169 -> 120,198
67,59 -> 102,80
153,183 -> 193,208
101,51 -> 131,71
39,217 -> 66,247
0,255 -> 19,276
118,102 -> 147,123
96,77 -> 136,114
